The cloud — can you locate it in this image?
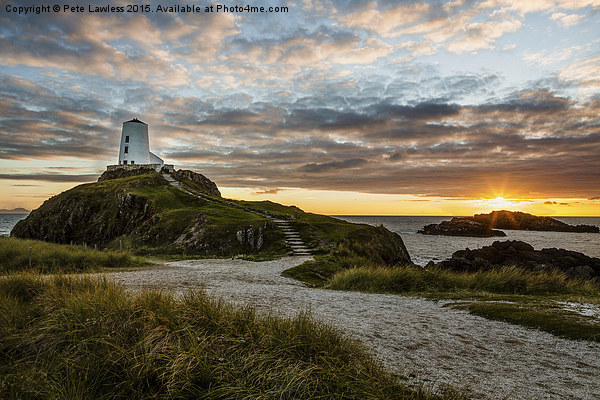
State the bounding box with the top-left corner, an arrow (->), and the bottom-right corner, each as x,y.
0,173 -> 98,182
1,0 -> 599,206
446,18 -> 522,54
299,158 -> 368,173
337,2 -> 432,37
544,201 -> 571,206
253,188 -> 284,195
559,54 -> 600,95
0,74 -> 116,160
550,12 -> 585,27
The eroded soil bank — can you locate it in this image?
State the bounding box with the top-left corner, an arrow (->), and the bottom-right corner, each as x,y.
102,257 -> 600,400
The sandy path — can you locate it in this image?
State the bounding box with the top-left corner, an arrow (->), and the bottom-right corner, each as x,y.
103,257 -> 600,400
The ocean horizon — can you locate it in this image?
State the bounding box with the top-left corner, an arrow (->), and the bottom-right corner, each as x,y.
335,215 -> 600,265
3,214 -> 599,266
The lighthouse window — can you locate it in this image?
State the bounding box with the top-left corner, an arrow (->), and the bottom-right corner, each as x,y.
125,135 -> 129,143
131,161 -> 135,164
124,146 -> 128,154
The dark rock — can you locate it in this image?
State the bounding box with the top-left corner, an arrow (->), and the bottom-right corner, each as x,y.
473,210 -> 599,233
419,210 -> 598,237
11,184 -> 156,246
418,217 -> 506,237
434,240 -> 600,279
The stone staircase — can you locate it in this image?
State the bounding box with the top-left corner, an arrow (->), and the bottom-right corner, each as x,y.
162,173 -> 312,256
271,219 -> 312,256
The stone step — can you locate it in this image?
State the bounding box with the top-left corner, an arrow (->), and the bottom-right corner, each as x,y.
163,175 -> 314,257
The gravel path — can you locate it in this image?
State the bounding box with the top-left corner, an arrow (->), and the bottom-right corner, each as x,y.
103,257 -> 600,400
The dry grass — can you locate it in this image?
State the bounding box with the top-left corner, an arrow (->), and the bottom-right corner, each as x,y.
0,237 -> 148,274
328,265 -> 599,296
0,273 -> 466,400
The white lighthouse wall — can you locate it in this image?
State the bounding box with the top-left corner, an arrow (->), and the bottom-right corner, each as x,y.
149,151 -> 164,166
118,121 -> 151,165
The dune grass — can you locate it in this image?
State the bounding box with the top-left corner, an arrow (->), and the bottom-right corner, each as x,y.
328,265 -> 599,296
0,237 -> 149,274
450,302 -> 600,342
327,265 -> 600,341
0,273 -> 466,400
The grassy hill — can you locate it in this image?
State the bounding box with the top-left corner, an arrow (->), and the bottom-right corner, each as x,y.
11,169 -> 412,267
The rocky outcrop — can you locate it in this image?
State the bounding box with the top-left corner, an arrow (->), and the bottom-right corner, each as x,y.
98,167 -> 221,198
419,218 -> 506,237
172,169 -> 221,197
431,240 -> 600,280
472,210 -> 599,233
419,210 -> 598,237
97,166 -> 159,182
11,185 -> 156,246
235,225 -> 265,251
11,171 -> 250,255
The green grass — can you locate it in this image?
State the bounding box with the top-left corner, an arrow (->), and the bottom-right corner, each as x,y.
283,254 -> 378,287
326,265 -> 600,341
328,265 -> 599,296
0,273 -> 466,400
450,302 -> 600,342
0,237 -> 149,274
235,200 -> 381,249
283,227 -> 412,287
104,174 -> 289,258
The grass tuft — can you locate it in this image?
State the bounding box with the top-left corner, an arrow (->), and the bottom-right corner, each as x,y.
327,265 -> 600,342
0,237 -> 149,274
0,273 -> 464,399
451,302 -> 600,342
328,265 -> 599,296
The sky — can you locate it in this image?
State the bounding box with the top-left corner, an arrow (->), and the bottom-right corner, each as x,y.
0,0 -> 599,216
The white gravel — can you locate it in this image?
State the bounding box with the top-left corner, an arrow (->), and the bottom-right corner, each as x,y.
103,257 -> 600,400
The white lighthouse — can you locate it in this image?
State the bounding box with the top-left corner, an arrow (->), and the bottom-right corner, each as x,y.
117,118 -> 164,169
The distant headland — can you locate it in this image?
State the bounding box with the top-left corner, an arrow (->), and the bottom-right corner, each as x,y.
0,208 -> 30,214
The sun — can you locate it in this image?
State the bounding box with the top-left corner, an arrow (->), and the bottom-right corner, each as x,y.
483,196 -> 516,210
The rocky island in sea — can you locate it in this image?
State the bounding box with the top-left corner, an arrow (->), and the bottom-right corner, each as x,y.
427,240 -> 600,280
419,210 -> 599,237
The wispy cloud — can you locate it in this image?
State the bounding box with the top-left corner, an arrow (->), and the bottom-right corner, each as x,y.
1,0 -> 599,207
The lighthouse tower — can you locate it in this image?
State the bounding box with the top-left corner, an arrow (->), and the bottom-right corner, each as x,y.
117,118 -> 164,168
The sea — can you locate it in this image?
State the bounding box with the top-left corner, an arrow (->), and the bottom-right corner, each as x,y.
2,213 -> 599,266
335,216 -> 600,266
0,214 -> 29,236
